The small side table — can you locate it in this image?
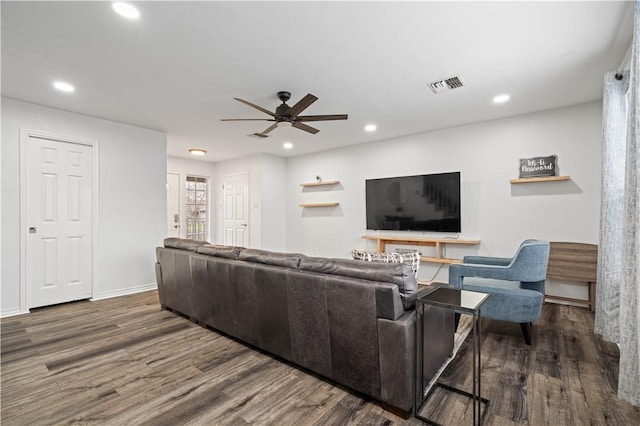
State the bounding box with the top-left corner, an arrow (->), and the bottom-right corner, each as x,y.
415,286 -> 490,425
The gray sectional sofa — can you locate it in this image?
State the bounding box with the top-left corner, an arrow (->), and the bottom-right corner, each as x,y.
154,238 -> 454,415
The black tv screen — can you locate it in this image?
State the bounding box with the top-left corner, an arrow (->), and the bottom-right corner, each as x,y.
365,172 -> 461,232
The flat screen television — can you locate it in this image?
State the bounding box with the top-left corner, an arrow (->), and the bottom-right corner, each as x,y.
365,172 -> 461,232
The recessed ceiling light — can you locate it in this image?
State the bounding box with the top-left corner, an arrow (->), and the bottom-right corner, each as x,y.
53,81 -> 75,93
493,94 -> 510,104
283,142 -> 293,150
364,124 -> 377,132
112,2 -> 140,19
189,148 -> 207,156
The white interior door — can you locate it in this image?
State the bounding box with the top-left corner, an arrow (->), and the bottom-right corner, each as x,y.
222,173 -> 249,247
166,173 -> 180,237
26,136 -> 93,308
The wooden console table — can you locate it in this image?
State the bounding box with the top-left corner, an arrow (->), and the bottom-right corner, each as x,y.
361,235 -> 480,264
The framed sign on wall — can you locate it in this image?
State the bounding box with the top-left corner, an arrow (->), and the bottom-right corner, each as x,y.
519,155 -> 558,178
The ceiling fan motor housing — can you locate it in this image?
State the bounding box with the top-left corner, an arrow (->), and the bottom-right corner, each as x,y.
276,91 -> 292,118
276,103 -> 291,118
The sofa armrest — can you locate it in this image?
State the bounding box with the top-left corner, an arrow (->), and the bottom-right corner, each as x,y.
462,255 -> 512,266
449,262 -> 522,289
377,311 -> 415,413
375,284 -> 405,320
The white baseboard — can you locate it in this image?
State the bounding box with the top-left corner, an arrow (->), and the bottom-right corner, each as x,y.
0,284 -> 157,318
92,282 -> 158,301
0,307 -> 29,318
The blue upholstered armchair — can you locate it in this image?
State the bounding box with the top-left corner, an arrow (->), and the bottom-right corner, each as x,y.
448,239 -> 550,344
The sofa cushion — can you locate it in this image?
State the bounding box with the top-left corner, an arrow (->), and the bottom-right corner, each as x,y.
163,237 -> 209,252
299,257 -> 417,310
197,244 -> 244,259
462,277 -> 543,323
239,248 -> 305,269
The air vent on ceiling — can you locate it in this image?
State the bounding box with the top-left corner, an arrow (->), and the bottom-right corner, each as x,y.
428,75 -> 465,94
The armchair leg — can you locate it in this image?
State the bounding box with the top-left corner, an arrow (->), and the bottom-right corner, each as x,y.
520,322 -> 532,345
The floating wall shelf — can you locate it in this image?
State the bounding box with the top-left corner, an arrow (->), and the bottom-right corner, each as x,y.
300,180 -> 340,187
510,176 -> 570,184
300,202 -> 340,207
300,180 -> 341,208
361,235 -> 480,265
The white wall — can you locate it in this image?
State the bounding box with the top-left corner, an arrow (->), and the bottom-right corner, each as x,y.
214,154 -> 286,250
260,155 -> 286,251
167,155 -> 216,242
1,98 -> 167,316
286,101 -> 602,300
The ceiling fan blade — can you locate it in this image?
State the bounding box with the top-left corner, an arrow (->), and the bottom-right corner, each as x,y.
260,123 -> 279,135
234,98 -> 276,117
292,121 -> 320,134
220,118 -> 274,121
286,94 -> 318,117
295,114 -> 348,122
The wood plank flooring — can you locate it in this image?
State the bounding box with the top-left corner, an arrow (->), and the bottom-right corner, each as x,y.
2,290 -> 639,425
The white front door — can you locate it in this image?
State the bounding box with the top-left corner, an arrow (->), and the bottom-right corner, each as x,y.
222,173 -> 249,247
26,136 -> 93,308
166,173 -> 180,238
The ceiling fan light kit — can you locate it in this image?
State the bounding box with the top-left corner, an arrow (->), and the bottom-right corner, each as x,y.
221,91 -> 348,138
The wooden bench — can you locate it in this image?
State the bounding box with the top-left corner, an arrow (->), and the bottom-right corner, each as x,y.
545,242 -> 598,311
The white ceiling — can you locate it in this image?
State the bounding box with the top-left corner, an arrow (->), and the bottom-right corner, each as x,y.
1,1 -> 634,162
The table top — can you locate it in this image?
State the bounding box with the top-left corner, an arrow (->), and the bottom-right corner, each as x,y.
418,285 -> 489,313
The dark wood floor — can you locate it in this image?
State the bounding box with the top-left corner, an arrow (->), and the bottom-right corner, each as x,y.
1,290 -> 638,425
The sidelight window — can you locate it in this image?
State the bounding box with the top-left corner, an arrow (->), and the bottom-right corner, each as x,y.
185,176 -> 208,241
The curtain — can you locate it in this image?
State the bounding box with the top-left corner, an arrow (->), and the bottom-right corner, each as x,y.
595,0 -> 639,407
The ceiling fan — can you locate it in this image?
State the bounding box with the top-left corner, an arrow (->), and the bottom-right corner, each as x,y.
221,91 -> 348,138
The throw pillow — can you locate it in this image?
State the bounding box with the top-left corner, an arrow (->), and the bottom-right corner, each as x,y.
351,249 -> 421,279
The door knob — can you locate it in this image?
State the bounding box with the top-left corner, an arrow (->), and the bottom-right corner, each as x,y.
29,227 -> 37,234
